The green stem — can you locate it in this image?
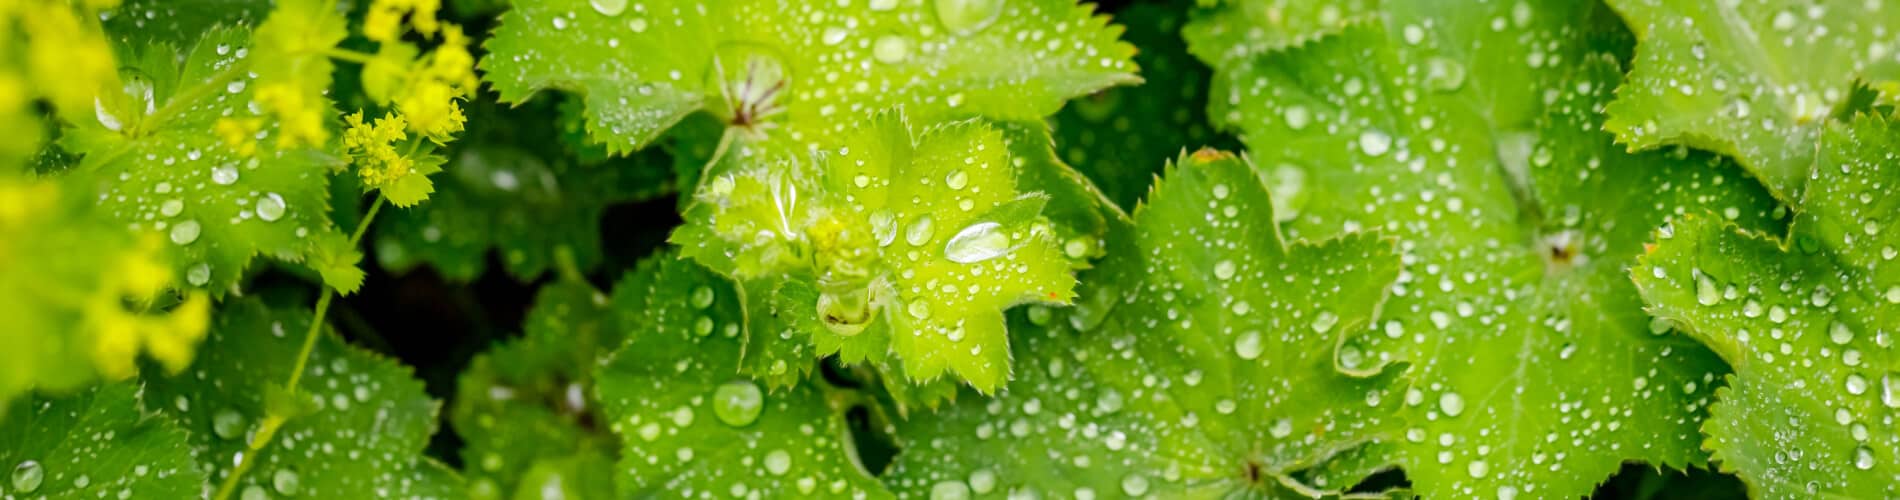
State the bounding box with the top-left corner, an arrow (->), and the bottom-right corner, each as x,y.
322,47 -> 379,65
208,195 -> 385,500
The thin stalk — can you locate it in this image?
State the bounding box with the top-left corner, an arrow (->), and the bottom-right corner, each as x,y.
209,195 -> 385,500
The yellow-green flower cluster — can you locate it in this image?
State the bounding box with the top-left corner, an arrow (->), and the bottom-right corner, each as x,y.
343,111 -> 413,188
0,0 -> 121,165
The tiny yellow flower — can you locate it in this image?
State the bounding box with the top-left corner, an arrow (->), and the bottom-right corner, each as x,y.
254,83 -> 328,149
343,111 -> 414,189
215,117 -> 265,156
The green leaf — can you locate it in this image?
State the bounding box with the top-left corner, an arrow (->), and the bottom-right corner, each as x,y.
1182,0 -> 1380,67
1602,0 -> 1900,202
106,0 -> 273,46
1194,3 -> 1783,497
141,299 -> 464,498
1055,1 -> 1236,211
451,281 -> 619,500
1633,116 -> 1900,498
671,113 -> 1076,392
0,381 -> 204,498
374,98 -> 675,282
480,0 -> 1139,153
65,27 -> 351,294
596,254 -> 891,498
886,151 -> 1406,497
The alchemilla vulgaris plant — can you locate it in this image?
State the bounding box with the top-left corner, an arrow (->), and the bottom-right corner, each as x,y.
2,0 -> 1897,498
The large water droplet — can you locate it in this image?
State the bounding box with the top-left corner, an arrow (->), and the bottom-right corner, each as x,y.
1423,56 -> 1467,91
1358,130 -> 1392,157
1120,473 -> 1150,496
1234,330 -> 1263,360
11,460 -> 44,493
1214,259 -> 1237,280
1283,106 -> 1310,130
713,380 -> 764,427
690,285 -> 715,309
935,0 -> 1004,35
256,193 -> 286,222
905,215 -> 936,246
241,484 -> 268,500
943,222 -> 1012,264
1439,392 -> 1465,417
1311,310 -> 1339,333
968,469 -> 996,494
763,449 -> 792,475
589,0 -> 626,16
272,469 -> 301,495
187,263 -> 212,286
871,210 -> 899,247
160,199 -> 185,217
171,220 -> 202,245
945,169 -> 969,190
95,97 -> 123,131
1830,321 -> 1856,345
212,408 -> 247,439
212,165 -> 240,185
1694,271 -> 1720,305
873,34 -> 911,64
931,479 -> 972,500
1855,445 -> 1877,470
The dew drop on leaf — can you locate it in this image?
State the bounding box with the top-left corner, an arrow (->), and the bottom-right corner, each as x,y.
170,220 -> 202,245
11,460 -> 43,493
1233,330 -> 1263,360
240,484 -> 267,500
1358,130 -> 1392,157
1830,321 -> 1855,345
763,449 -> 791,475
689,285 -> 715,309
160,199 -> 184,217
589,0 -> 626,16
187,262 -> 211,286
1440,392 -> 1465,417
1694,271 -> 1720,305
943,222 -> 1011,264
271,469 -> 300,495
905,215 -> 936,246
930,479 -> 972,500
1855,445 -> 1877,470
1311,310 -> 1339,333
255,193 -> 286,222
873,35 -> 911,64
1213,259 -> 1236,280
934,0 -> 1003,35
1120,474 -> 1149,496
712,380 -> 764,427
212,408 -> 246,439
212,165 -> 240,185
871,210 -> 899,247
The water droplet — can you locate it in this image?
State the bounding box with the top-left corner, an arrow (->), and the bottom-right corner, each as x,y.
1439,392 -> 1465,417
1830,321 -> 1856,345
1311,310 -> 1339,333
1648,317 -> 1672,335
871,211 -> 899,247
1811,286 -> 1834,307
1064,237 -> 1091,259
212,165 -> 240,185
11,460 -> 43,493
1213,259 -> 1237,280
1269,418 -> 1294,438
1358,130 -> 1392,157
944,222 -> 1012,264
1695,271 -> 1720,305
213,409 -> 246,439
934,0 -> 1004,36
241,484 -> 268,500
1120,474 -> 1149,496
171,220 -> 202,245
713,380 -> 763,427
226,80 -> 247,94
907,301 -> 930,320
1282,105 -> 1310,130
1855,445 -> 1877,470
931,479 -> 972,500
690,285 -> 715,309
905,215 -> 936,246
589,0 -> 626,16
187,263 -> 212,286
1234,331 -> 1263,360
160,199 -> 185,217
873,35 -> 911,64
692,316 -> 714,336
1467,459 -> 1489,478
256,193 -> 286,222
822,26 -> 851,45
945,170 -> 969,190
1882,373 -> 1900,408
551,16 -> 568,30
1846,373 -> 1869,395
763,449 -> 791,475
95,98 -> 123,131
1423,56 -> 1467,91
272,469 -> 300,495
628,17 -> 648,32
968,469 -> 996,494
